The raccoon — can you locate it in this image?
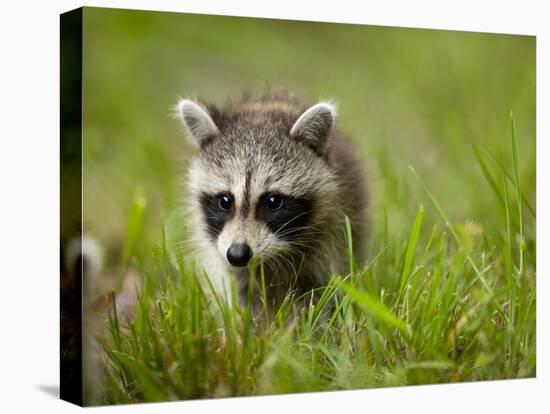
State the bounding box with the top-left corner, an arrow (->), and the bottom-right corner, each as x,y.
176,93 -> 367,310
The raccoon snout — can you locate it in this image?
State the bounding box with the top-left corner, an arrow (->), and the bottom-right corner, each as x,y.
226,243 -> 253,267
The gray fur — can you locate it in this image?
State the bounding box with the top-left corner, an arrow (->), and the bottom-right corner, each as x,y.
178,92 -> 368,310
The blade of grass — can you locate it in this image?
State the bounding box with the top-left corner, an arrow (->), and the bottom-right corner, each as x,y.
116,186 -> 147,291
472,143 -> 505,207
342,282 -> 411,339
475,141 -> 535,217
344,215 -> 355,274
501,155 -> 515,327
398,206 -> 423,300
409,166 -> 492,295
405,360 -> 456,370
510,112 -> 525,279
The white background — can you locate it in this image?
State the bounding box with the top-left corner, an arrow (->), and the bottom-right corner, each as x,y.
0,0 -> 547,412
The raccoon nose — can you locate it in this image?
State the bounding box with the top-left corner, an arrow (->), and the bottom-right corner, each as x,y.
226,243 -> 253,267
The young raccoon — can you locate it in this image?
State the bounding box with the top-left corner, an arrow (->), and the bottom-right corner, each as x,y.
177,93 -> 367,309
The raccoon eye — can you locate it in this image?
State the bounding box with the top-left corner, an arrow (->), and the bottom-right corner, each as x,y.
218,194 -> 233,211
266,194 -> 284,210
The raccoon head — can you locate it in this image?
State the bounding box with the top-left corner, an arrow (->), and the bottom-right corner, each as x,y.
177,98 -> 339,270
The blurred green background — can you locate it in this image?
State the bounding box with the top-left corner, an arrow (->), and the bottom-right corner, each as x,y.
82,7 -> 535,266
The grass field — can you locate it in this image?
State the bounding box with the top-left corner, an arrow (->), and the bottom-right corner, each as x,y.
80,8 -> 536,405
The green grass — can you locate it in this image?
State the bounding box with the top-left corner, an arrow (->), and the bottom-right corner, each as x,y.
95,114 -> 535,404
79,8 -> 536,405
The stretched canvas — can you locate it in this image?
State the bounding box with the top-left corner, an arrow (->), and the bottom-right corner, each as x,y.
60,6 -> 536,406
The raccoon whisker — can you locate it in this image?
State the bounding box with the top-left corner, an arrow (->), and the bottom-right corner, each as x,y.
282,243 -> 325,259
274,219 -> 330,236
174,238 -> 208,254
260,255 -> 276,274
282,230 -> 327,241
175,238 -> 205,247
174,243 -> 202,255
274,227 -> 330,244
273,210 -> 315,237
261,257 -> 285,286
175,243 -> 193,252
275,225 -> 321,235
265,248 -> 299,282
266,250 -> 291,278
282,239 -> 324,255
278,250 -> 302,280
264,226 -> 329,260
276,234 -> 317,246
276,229 -> 328,242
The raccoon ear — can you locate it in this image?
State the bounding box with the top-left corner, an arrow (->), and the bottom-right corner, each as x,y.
290,102 -> 336,155
176,99 -> 219,147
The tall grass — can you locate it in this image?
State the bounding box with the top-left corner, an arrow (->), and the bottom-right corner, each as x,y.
96,115 -> 535,405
